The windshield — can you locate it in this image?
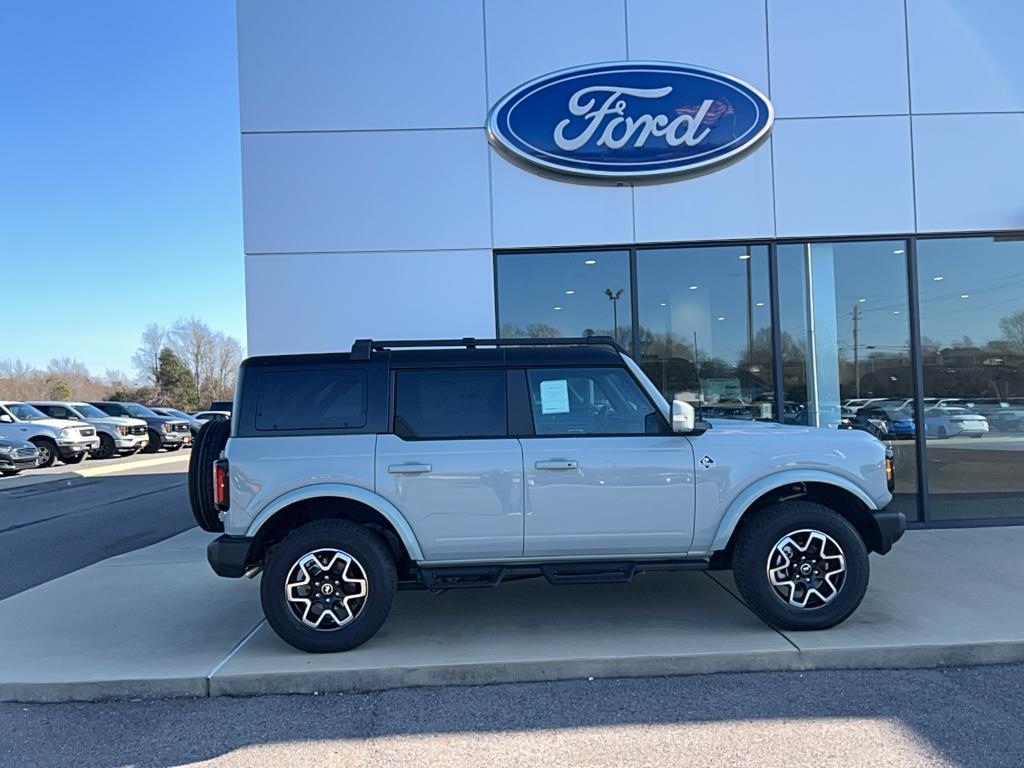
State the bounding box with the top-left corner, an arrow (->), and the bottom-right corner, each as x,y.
124,403 -> 158,418
165,408 -> 189,419
6,402 -> 50,421
73,404 -> 109,419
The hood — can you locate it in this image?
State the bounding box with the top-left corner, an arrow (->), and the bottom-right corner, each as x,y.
88,416 -> 147,428
705,417 -> 884,445
17,417 -> 87,431
0,437 -> 36,450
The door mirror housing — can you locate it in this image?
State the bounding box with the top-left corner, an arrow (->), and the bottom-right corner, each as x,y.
0,414 -> 12,423
672,399 -> 710,436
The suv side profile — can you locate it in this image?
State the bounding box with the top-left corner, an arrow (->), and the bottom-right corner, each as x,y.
192,338 -> 905,653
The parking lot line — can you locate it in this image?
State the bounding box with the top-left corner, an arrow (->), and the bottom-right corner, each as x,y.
73,454 -> 190,478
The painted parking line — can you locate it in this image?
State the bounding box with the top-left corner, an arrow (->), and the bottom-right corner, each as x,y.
73,454 -> 191,477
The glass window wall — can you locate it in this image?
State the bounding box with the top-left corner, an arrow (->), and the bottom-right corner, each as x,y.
917,236 -> 1024,521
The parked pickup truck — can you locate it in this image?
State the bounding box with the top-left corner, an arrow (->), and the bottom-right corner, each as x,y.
89,402 -> 191,453
0,401 -> 100,467
188,336 -> 906,654
30,401 -> 149,458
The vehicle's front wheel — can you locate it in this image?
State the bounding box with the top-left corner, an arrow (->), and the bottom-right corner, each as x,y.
261,519 -> 397,653
93,433 -> 116,460
142,430 -> 162,453
731,501 -> 869,631
1,470 -> 21,476
62,452 -> 86,465
33,439 -> 59,468
165,443 -> 182,451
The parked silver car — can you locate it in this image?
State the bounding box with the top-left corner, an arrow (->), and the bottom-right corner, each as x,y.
0,437 -> 39,476
0,401 -> 100,467
29,401 -> 149,458
192,337 -> 905,654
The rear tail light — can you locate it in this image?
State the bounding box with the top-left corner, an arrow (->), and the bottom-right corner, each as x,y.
213,458 -> 230,511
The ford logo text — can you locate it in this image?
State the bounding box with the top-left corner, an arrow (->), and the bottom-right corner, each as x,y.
487,62 -> 774,181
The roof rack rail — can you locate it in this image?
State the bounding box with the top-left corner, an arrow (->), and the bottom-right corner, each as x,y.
350,336 -> 626,356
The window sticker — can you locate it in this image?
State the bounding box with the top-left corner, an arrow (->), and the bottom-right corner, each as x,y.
540,379 -> 570,414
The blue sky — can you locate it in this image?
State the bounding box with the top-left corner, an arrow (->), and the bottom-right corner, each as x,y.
1,1 -> 245,376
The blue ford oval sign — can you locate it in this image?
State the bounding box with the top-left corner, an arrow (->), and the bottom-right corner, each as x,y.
487,61 -> 773,181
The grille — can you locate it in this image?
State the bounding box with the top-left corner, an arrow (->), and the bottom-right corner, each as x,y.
174,423 -> 189,433
79,428 -> 96,437
130,425 -> 147,435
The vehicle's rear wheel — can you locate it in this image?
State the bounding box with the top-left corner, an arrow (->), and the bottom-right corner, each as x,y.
731,501 -> 869,631
261,519 -> 396,653
187,418 -> 230,532
62,452 -> 86,465
93,433 -> 116,460
937,426 -> 949,439
142,429 -> 162,453
33,439 -> 59,468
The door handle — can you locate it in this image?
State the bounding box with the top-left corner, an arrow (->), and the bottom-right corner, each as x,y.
388,463 -> 432,474
534,460 -> 578,470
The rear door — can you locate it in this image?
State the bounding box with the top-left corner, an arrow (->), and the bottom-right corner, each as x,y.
375,368 -> 524,561
517,366 -> 696,558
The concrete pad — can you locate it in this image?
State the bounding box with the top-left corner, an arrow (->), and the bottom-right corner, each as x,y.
96,527 -> 216,567
0,558 -> 262,702
210,571 -> 795,696
709,526 -> 1024,669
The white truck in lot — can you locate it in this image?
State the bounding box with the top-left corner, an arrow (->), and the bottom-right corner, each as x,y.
29,401 -> 149,458
0,401 -> 100,467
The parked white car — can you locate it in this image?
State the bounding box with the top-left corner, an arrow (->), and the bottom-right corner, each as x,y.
0,401 -> 100,467
29,401 -> 149,458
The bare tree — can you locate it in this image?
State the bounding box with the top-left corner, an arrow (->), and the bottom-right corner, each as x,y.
131,324 -> 165,396
0,359 -> 43,400
168,317 -> 217,406
1000,309 -> 1024,354
211,332 -> 243,400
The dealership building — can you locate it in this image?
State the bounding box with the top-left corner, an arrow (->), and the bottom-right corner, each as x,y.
235,1 -> 1024,528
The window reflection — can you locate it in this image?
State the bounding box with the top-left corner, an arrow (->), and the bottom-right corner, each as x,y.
496,250 -> 632,349
778,240 -> 918,521
918,236 -> 1024,521
636,245 -> 773,418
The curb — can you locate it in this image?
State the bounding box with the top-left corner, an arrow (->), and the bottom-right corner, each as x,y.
5,640 -> 1024,703
0,454 -> 189,491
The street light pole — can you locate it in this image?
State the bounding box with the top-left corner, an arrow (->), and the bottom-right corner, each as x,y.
605,287 -> 624,344
852,303 -> 861,399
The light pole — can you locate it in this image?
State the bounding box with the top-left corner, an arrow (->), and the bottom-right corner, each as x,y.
604,287 -> 624,344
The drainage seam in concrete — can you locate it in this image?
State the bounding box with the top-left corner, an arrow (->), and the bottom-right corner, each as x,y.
702,571 -> 801,652
206,619 -> 266,689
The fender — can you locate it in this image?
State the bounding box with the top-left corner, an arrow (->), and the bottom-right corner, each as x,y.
245,482 -> 425,562
708,469 -> 880,553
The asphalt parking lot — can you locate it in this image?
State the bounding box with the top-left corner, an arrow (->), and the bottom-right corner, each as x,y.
0,451 -> 192,599
4,665 -> 1024,767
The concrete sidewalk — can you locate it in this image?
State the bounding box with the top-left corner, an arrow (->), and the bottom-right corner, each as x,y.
1,525 -> 1023,702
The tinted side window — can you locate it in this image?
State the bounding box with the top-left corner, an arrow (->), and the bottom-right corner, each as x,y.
256,369 -> 367,431
527,367 -> 659,436
395,370 -> 506,439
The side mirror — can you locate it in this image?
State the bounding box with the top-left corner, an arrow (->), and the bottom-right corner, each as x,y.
672,399 -> 696,433
0,414 -> 12,423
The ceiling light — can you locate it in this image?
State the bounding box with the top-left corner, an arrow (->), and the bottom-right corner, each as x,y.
961,294 -> 970,299
584,259 -> 597,265
858,298 -> 867,303
893,249 -> 905,254
659,302 -> 667,306
564,289 -> 575,295
739,253 -> 751,260
933,276 -> 944,281
688,285 -> 698,290
717,316 -> 726,321
755,302 -> 765,307
553,306 -> 562,311
893,310 -> 900,314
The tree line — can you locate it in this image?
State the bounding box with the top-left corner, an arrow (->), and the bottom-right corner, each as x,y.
0,317 -> 243,411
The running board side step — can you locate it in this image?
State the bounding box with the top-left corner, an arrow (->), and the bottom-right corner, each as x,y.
413,558 -> 710,590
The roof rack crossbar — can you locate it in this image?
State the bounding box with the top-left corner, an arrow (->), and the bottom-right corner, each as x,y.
350,336 -> 626,354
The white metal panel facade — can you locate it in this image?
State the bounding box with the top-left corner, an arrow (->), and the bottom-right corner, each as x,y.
237,0 -> 1024,355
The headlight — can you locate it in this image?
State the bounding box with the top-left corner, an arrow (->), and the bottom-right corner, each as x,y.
117,426 -> 129,435
59,427 -> 74,438
162,423 -> 174,433
0,445 -> 13,456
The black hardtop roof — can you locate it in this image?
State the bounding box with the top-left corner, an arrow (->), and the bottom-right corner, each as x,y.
241,337 -> 626,370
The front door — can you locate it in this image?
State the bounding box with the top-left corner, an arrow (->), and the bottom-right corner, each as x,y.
374,368 -> 524,561
519,367 -> 696,557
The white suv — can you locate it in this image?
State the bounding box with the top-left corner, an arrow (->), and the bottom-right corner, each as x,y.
0,401 -> 100,467
189,338 -> 905,653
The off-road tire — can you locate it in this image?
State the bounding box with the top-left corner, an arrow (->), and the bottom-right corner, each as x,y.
142,429 -> 162,453
261,519 -> 397,653
731,501 -> 869,631
187,418 -> 230,533
33,439 -> 59,468
93,433 -> 116,460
